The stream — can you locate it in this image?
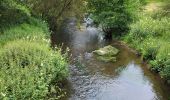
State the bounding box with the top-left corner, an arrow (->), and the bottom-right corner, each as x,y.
51,18 -> 170,100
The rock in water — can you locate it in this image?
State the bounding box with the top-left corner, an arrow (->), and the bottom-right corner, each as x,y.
93,45 -> 119,62
93,45 -> 119,56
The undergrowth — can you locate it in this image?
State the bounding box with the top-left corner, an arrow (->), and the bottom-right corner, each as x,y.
0,0 -> 69,99
123,1 -> 170,83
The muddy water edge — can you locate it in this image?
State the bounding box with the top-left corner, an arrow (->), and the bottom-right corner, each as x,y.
51,19 -> 170,100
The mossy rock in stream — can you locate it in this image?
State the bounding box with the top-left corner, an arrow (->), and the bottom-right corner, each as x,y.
96,56 -> 116,63
93,45 -> 119,62
93,45 -> 119,56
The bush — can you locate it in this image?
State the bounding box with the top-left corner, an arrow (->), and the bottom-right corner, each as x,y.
0,40 -> 68,99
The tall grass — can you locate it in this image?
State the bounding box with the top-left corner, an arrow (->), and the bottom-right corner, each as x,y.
0,17 -> 50,46
0,0 -> 69,99
123,2 -> 170,83
0,13 -> 69,100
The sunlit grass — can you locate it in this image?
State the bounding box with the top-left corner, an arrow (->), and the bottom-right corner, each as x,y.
0,18 -> 50,46
123,0 -> 170,82
0,1 -> 69,99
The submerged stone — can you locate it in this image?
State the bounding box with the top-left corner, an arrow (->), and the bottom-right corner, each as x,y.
97,56 -> 116,63
93,45 -> 119,56
93,45 -> 119,62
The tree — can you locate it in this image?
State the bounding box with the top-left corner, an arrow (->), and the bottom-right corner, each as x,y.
22,0 -> 87,31
87,0 -> 142,39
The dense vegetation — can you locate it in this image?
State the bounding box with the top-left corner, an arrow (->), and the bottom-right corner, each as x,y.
88,0 -> 170,83
0,0 -> 69,99
22,0 -> 86,31
123,1 -> 170,83
87,0 -> 143,39
0,40 -> 68,99
0,0 -> 170,99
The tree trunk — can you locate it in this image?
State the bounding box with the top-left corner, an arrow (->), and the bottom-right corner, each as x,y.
102,27 -> 112,40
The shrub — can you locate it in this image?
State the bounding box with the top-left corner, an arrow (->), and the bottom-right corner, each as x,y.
0,40 -> 68,99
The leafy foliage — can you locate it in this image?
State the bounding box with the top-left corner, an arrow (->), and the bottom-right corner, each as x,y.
87,0 -> 142,35
22,0 -> 87,30
123,1 -> 170,83
0,40 -> 68,99
0,0 -> 69,99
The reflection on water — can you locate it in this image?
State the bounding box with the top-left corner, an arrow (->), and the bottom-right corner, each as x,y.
51,18 -> 170,100
97,63 -> 156,100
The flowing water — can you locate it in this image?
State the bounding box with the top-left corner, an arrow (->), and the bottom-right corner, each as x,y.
51,18 -> 170,100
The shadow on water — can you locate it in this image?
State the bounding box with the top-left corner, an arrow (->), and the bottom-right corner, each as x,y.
51,18 -> 170,100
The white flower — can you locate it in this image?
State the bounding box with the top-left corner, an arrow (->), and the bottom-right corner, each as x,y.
41,63 -> 44,67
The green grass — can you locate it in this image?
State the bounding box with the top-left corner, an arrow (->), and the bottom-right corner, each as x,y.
123,0 -> 170,83
0,0 -> 69,99
0,14 -> 69,100
0,18 -> 69,99
0,17 -> 50,46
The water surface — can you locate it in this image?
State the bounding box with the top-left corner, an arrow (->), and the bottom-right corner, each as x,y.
51,19 -> 170,100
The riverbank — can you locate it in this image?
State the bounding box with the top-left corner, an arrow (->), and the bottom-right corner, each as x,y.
0,1 -> 68,99
121,1 -> 170,83
1,0 -> 170,99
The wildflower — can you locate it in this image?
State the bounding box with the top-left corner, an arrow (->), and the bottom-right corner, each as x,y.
41,63 -> 44,67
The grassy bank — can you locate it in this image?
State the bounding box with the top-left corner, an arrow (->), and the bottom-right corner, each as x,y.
0,0 -> 68,99
122,1 -> 170,83
0,18 -> 50,46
